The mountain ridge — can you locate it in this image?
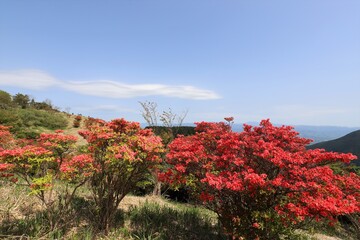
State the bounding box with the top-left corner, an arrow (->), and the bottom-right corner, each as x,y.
308,130 -> 360,166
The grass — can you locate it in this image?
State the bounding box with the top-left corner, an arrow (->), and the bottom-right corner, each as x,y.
0,182 -> 222,239
126,200 -> 225,240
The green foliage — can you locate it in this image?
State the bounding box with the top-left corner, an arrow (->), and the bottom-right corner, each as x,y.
12,93 -> 30,109
0,109 -> 20,127
330,162 -> 360,175
147,126 -> 195,137
31,100 -> 54,111
0,90 -> 12,109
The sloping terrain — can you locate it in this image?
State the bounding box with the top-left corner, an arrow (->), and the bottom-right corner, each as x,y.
308,130 -> 360,166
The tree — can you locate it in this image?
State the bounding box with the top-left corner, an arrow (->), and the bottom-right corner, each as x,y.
139,101 -> 188,130
162,119 -> 360,239
78,118 -> 164,233
31,99 -> 55,111
13,93 -> 30,109
139,101 -> 158,127
0,90 -> 12,109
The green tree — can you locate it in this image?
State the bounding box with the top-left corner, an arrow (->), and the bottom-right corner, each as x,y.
0,90 -> 12,109
13,93 -> 30,109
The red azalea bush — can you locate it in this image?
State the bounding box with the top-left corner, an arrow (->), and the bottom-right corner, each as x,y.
0,119 -> 164,234
78,118 -> 164,232
0,127 -> 81,229
0,126 -> 17,181
73,115 -> 82,128
162,119 -> 360,239
0,125 -> 16,149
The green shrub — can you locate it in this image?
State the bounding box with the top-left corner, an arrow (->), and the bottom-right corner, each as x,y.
0,109 -> 19,125
15,129 -> 41,139
0,90 -> 12,109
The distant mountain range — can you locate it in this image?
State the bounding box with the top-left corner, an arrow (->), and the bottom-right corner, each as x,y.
292,125 -> 359,143
308,130 -> 360,166
177,122 -> 359,143
231,123 -> 359,144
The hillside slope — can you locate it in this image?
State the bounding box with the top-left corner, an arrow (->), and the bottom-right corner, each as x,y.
308,130 -> 360,166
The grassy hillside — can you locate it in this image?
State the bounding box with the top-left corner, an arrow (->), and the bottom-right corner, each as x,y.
0,108 -> 69,138
308,130 -> 360,166
0,89 -> 75,138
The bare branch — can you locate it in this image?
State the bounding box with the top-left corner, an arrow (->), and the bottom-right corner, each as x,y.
139,101 -> 158,126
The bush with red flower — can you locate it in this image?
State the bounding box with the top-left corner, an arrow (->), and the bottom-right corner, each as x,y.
162,119 -> 360,239
78,118 -> 164,233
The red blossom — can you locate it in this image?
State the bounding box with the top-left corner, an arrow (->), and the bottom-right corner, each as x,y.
252,222 -> 260,229
61,154 -> 97,180
0,125 -> 16,149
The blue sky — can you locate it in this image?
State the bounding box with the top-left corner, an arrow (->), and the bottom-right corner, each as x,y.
0,0 -> 359,127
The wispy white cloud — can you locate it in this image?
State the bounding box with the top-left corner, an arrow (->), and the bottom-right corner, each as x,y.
62,80 -> 220,100
0,69 -> 221,100
0,69 -> 60,89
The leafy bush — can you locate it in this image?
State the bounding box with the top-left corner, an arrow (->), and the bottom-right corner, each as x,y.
162,120 -> 360,239
0,128 -> 82,230
78,118 -> 164,233
0,109 -> 19,127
